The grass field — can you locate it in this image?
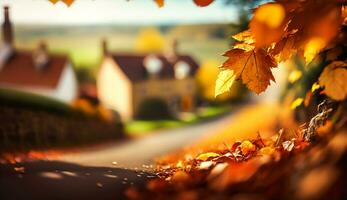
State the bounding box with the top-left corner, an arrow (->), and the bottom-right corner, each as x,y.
125,105 -> 232,136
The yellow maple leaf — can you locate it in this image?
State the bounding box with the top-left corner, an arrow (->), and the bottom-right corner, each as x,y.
291,97 -> 303,109
214,69 -> 236,97
304,37 -> 326,64
233,43 -> 255,52
311,82 -> 321,93
319,61 -> 347,101
222,48 -> 277,94
196,152 -> 220,161
288,70 -> 302,83
232,30 -> 255,44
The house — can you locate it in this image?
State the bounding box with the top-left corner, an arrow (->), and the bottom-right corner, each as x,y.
97,39 -> 199,120
0,6 -> 78,103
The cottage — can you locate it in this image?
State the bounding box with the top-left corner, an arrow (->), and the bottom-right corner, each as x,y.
0,6 -> 77,103
97,40 -> 199,120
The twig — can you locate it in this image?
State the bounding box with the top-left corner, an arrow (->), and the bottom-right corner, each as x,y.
302,100 -> 333,142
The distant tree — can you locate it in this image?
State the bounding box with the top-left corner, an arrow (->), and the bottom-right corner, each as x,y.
135,27 -> 166,53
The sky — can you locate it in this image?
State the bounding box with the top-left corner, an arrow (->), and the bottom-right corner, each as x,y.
0,0 -> 238,25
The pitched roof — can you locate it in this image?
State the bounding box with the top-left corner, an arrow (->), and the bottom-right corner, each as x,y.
0,50 -> 69,89
110,53 -> 199,82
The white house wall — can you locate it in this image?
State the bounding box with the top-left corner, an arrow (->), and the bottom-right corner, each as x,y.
0,63 -> 78,104
50,62 -> 78,103
97,58 -> 133,121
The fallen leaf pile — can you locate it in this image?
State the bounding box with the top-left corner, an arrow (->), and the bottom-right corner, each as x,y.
125,102 -> 346,200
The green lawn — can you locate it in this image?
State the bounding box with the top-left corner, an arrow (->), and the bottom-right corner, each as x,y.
125,105 -> 232,136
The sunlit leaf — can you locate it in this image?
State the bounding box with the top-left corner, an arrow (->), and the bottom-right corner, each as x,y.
288,70 -> 302,83
222,48 -> 277,94
232,30 -> 255,44
240,140 -> 256,155
196,152 -> 220,161
259,146 -> 275,156
291,98 -> 303,109
250,3 -> 286,48
304,37 -> 326,64
311,82 -> 321,93
215,69 -> 236,97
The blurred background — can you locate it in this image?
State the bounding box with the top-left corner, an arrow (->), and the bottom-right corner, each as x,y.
0,0 -> 260,150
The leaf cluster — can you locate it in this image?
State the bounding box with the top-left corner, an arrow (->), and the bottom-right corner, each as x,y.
216,0 -> 347,99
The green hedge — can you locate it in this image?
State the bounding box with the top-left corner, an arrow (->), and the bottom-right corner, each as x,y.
0,89 -> 124,150
0,88 -> 72,114
0,106 -> 124,151
136,97 -> 174,120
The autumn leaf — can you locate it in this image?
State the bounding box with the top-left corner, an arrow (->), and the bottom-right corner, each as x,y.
232,30 -> 256,52
48,0 -> 59,3
49,0 -> 74,6
303,37 -> 326,64
288,2 -> 341,64
214,69 -> 236,97
259,146 -> 275,156
291,97 -> 303,109
319,61 -> 347,101
154,0 -> 164,8
240,140 -> 256,155
270,34 -> 298,62
62,0 -> 74,6
250,3 -> 287,48
288,70 -> 302,83
193,0 -> 214,7
311,82 -> 321,93
222,48 -> 277,94
196,152 -> 220,161
232,30 -> 255,44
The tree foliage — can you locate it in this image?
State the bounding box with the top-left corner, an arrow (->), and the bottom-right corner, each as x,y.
216,0 -> 347,99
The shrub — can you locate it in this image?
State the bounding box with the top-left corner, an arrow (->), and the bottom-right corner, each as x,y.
136,97 -> 174,120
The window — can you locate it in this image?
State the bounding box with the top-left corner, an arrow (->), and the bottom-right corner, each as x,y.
174,61 -> 190,79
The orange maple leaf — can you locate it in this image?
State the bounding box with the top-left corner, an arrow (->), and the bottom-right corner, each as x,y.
222,48 -> 277,94
154,0 -> 164,8
193,0 -> 214,7
250,3 -> 287,48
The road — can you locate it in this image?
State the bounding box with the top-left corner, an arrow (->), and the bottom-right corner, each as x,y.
0,112 -> 236,200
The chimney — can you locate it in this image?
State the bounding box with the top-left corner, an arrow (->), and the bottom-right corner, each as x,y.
33,41 -> 49,70
101,38 -> 108,56
171,38 -> 178,55
165,38 -> 179,62
2,6 -> 13,45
